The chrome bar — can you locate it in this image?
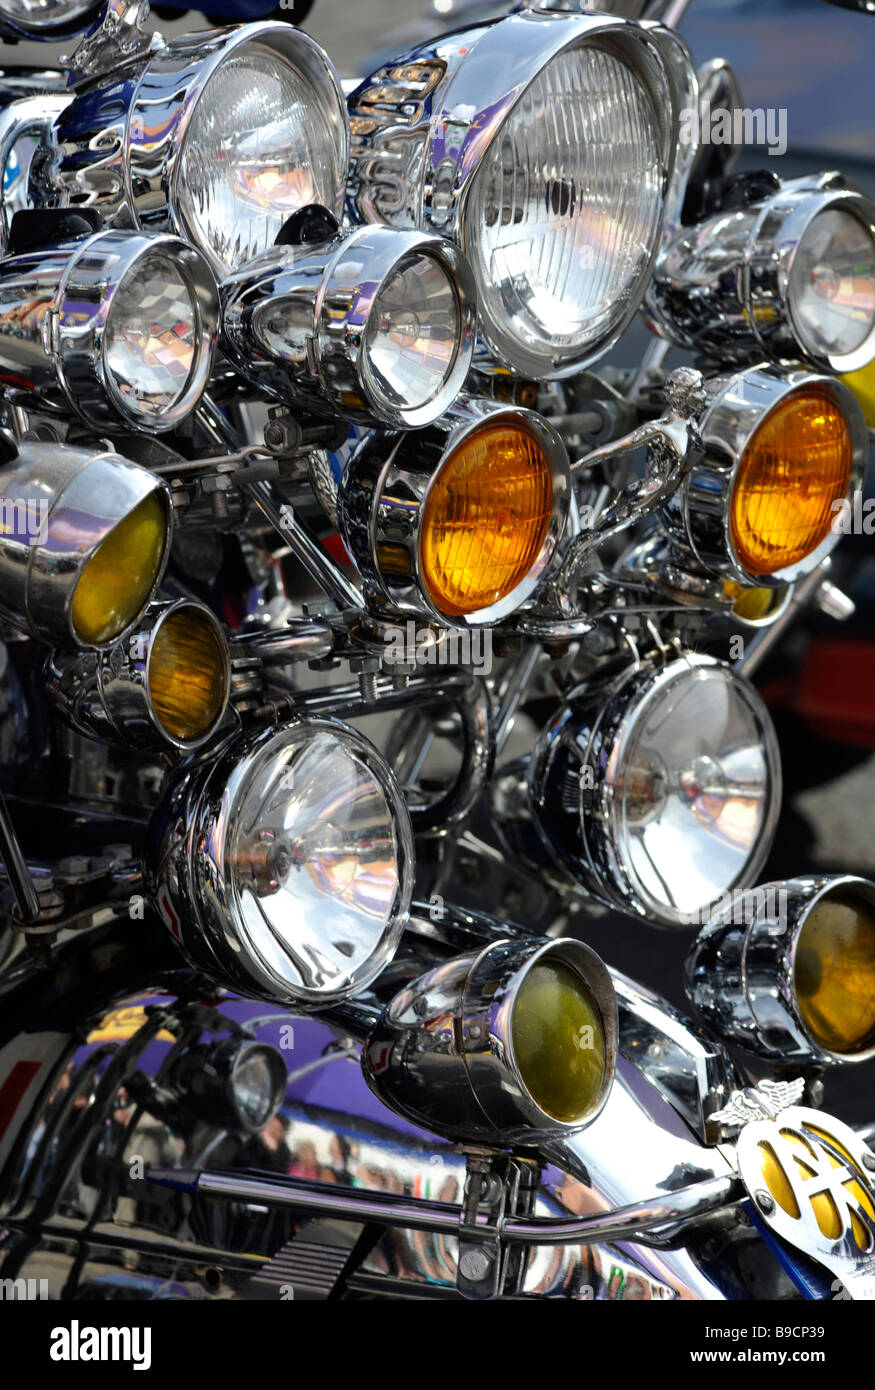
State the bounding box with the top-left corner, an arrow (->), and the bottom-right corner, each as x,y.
146,1167 -> 740,1247
245,479 -> 363,613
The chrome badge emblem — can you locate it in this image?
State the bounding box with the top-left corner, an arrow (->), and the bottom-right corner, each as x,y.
732,1097 -> 875,1300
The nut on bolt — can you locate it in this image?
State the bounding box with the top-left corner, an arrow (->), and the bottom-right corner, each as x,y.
264,414 -> 303,456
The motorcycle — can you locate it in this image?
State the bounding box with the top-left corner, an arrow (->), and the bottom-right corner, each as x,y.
0,0 -> 872,1305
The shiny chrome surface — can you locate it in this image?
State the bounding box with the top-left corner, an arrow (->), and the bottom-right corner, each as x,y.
363,936 -> 617,1143
48,21 -> 349,276
0,918 -> 740,1299
337,397 -> 570,627
618,532 -> 795,628
0,94 -> 70,251
650,174 -> 875,373
498,652 -> 782,928
150,715 -> 415,1007
686,874 -> 875,1067
659,365 -> 869,587
47,598 -> 232,752
346,9 -> 694,376
221,224 -> 476,429
0,229 -> 218,430
0,441 -> 171,648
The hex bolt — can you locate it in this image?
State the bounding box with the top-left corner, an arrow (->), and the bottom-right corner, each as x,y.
755,1190 -> 775,1215
458,1248 -> 493,1282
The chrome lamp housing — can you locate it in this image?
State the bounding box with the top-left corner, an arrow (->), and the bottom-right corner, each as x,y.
497,652 -> 782,929
347,8 -> 696,378
650,174 -> 875,374
685,875 -> 875,1067
150,718 -> 415,1007
47,598 -> 232,752
658,366 -> 868,588
48,21 -> 350,275
220,224 -> 476,429
337,398 -> 570,628
363,935 -> 617,1144
0,228 -> 218,431
0,440 -> 171,648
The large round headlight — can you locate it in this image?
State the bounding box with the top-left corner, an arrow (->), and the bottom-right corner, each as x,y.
465,45 -> 663,374
521,653 -> 781,928
347,10 -> 687,377
52,22 -> 349,275
151,719 -> 414,1006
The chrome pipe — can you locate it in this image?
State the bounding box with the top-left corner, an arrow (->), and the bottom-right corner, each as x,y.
245,479 -> 363,612
146,1166 -> 740,1246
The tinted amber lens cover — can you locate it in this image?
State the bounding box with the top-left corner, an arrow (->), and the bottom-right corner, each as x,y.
419,422 -> 552,616
149,607 -> 228,743
731,391 -> 852,576
511,958 -> 606,1122
72,492 -> 167,645
794,891 -> 875,1054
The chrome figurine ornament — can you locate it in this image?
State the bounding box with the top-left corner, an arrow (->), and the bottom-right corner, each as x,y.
47,598 -> 232,752
686,875 -> 875,1066
0,229 -> 218,431
650,173 -> 875,374
658,365 -> 868,588
0,441 -> 171,649
347,7 -> 695,377
220,224 -> 476,429
363,936 -> 617,1144
150,717 -> 415,1007
495,652 -> 782,928
49,21 -> 349,275
337,397 -> 571,627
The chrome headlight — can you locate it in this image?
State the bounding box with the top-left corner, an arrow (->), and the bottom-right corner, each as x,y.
348,10 -> 691,377
0,441 -> 171,648
0,229 -> 218,431
338,400 -> 570,626
520,653 -> 781,928
659,366 -> 868,587
151,719 -> 414,1006
49,598 -> 231,751
220,225 -> 476,428
686,875 -> 875,1066
52,22 -> 349,275
651,175 -> 875,374
364,936 -> 617,1143
0,0 -> 99,37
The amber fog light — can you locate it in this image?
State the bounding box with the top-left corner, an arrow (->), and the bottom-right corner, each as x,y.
338,400 -> 570,627
686,874 -> 875,1065
660,366 -> 867,588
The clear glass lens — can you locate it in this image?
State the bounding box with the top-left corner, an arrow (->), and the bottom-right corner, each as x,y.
179,43 -> 343,273
232,1051 -> 278,1127
0,0 -> 94,30
104,254 -> 197,420
609,663 -> 776,921
790,208 -> 875,357
467,44 -> 663,365
363,253 -> 460,411
226,727 -> 404,998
